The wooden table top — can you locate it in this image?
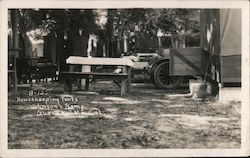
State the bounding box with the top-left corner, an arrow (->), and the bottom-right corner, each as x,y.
66,56 -> 134,67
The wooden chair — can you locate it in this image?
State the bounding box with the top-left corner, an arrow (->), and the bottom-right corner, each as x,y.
8,49 -> 19,91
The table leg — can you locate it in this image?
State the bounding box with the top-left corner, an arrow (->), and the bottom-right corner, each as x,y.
126,67 -> 131,93
81,65 -> 91,90
64,78 -> 72,94
68,65 -> 75,92
121,79 -> 126,97
13,56 -> 17,91
77,79 -> 81,90
121,66 -> 128,97
85,78 -> 89,91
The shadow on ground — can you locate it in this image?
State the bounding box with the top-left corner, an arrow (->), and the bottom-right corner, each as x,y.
8,81 -> 241,149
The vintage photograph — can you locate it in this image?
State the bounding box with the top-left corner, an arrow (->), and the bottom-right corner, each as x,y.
1,0 -> 249,157
7,7 -> 242,149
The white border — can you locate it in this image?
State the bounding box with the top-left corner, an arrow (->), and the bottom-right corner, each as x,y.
1,0 -> 249,9
0,0 -> 249,157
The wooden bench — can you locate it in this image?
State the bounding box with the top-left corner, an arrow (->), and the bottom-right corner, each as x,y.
60,56 -> 134,97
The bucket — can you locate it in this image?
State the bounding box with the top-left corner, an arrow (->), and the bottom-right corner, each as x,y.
189,80 -> 208,98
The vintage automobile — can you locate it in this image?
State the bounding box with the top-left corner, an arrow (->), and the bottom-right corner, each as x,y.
146,49 -> 184,90
124,49 -> 184,90
126,46 -> 204,90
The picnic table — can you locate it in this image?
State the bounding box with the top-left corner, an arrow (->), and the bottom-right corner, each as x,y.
61,56 -> 134,97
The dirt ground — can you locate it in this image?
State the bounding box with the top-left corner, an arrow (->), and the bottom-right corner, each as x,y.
8,80 -> 241,149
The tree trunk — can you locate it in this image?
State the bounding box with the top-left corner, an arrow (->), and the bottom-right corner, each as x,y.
96,39 -> 104,57
11,10 -> 32,57
123,34 -> 128,54
117,40 -> 121,57
44,35 -> 56,65
172,32 -> 186,48
106,10 -> 115,57
20,32 -> 32,57
105,39 -> 110,57
81,33 -> 89,57
10,9 -> 19,50
50,35 -> 56,65
55,30 -> 65,72
72,30 -> 81,56
116,30 -> 123,57
43,36 -> 50,60
70,29 -> 88,57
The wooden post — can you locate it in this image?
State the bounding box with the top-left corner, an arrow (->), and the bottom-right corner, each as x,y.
13,55 -> 17,91
10,9 -> 20,91
51,36 -> 56,65
12,10 -> 19,50
123,35 -> 128,53
117,40 -> 121,57
121,66 -> 127,97
85,78 -> 89,91
9,50 -> 18,91
66,65 -> 74,93
158,36 -> 162,52
126,67 -> 131,93
81,65 -> 91,90
63,65 -> 73,94
64,78 -> 72,94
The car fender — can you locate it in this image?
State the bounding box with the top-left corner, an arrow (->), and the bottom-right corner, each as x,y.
148,58 -> 170,79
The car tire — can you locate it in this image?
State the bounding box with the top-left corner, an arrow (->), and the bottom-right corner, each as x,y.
153,61 -> 183,89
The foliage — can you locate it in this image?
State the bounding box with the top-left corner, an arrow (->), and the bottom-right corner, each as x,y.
17,9 -> 99,38
145,9 -> 200,48
11,8 -> 200,56
104,9 -> 200,52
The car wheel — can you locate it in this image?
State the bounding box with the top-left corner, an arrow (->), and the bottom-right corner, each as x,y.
153,61 -> 183,89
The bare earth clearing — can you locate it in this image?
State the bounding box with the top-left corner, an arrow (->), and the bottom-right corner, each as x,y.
8,81 -> 241,149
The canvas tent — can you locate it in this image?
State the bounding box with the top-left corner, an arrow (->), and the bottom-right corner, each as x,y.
200,9 -> 242,84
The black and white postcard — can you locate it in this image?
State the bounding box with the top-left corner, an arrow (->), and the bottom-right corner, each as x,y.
0,0 -> 249,157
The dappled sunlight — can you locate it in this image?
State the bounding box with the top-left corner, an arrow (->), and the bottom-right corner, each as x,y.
74,91 -> 99,95
58,94 -> 75,98
91,101 -> 113,105
124,117 -> 142,122
106,108 -> 119,113
155,118 -> 180,132
128,110 -> 137,114
8,80 -> 241,149
149,99 -> 171,104
168,104 -> 187,108
8,83 -> 241,149
102,97 -> 141,104
159,114 -> 232,129
165,93 -> 192,98
97,81 -> 113,84
155,104 -> 164,107
21,114 -> 37,118
45,108 -> 117,120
